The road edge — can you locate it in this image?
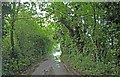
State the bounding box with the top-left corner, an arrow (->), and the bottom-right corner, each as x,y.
61,58 -> 82,75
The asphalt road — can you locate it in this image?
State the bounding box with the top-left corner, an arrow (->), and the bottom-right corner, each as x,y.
32,58 -> 69,75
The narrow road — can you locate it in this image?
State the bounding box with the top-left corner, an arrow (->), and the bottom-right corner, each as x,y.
32,58 -> 69,75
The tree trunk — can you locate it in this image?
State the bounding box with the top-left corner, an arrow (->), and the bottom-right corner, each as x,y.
75,26 -> 84,54
10,2 -> 20,58
10,2 -> 15,58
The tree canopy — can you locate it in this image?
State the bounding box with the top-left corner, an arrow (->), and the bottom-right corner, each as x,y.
2,2 -> 120,75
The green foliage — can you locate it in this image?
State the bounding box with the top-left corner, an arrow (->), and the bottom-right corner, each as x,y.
43,2 -> 119,75
62,53 -> 118,75
2,2 -> 55,75
2,2 -> 120,75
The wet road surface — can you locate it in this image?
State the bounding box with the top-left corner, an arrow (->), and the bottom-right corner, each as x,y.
32,58 -> 69,75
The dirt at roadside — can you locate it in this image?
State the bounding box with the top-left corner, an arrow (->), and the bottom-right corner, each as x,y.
21,57 -> 48,75
62,59 -> 83,75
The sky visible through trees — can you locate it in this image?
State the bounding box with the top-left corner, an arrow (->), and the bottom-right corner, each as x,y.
1,1 -> 120,76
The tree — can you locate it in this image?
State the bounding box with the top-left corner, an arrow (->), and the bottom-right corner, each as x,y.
42,2 -> 119,75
